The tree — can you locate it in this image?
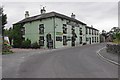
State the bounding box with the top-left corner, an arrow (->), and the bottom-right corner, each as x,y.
101,30 -> 107,39
111,27 -> 120,33
0,6 -> 7,49
115,32 -> 120,44
13,24 -> 24,48
0,7 -> 7,32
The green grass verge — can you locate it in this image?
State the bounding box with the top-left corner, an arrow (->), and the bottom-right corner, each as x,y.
113,39 -> 120,44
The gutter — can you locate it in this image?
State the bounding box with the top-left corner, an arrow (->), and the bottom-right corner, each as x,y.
53,17 -> 56,49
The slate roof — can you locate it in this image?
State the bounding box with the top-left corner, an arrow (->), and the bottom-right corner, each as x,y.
14,11 -> 86,25
86,26 -> 99,31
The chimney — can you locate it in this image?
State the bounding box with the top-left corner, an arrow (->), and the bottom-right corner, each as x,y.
71,13 -> 75,19
40,7 -> 46,14
25,11 -> 29,18
91,25 -> 93,28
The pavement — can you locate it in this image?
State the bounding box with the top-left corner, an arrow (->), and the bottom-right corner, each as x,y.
2,43 -> 118,78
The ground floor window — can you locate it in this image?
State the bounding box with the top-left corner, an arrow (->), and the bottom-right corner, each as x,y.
97,37 -> 98,42
95,37 -> 96,42
86,37 -> 89,41
92,37 -> 94,43
56,36 -> 62,41
79,37 -> 82,44
63,36 -> 67,45
39,36 -> 44,46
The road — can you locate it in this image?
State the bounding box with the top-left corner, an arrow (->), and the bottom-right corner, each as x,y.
2,43 -> 118,78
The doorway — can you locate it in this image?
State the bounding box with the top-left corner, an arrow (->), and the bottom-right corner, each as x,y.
46,33 -> 53,49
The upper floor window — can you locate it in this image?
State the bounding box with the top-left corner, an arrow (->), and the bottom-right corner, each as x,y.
92,30 -> 94,35
63,24 -> 67,34
89,29 -> 91,34
95,31 -> 96,35
86,28 -> 88,34
71,26 -> 75,34
21,27 -> 25,35
39,24 -> 44,34
97,31 -> 99,35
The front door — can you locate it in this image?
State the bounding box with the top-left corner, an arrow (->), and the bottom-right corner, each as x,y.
46,33 -> 53,48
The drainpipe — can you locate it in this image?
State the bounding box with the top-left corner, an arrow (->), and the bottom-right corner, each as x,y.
53,17 -> 56,49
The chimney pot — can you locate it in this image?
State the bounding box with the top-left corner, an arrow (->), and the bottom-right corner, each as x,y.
25,11 -> 29,18
41,7 -> 46,14
71,13 -> 75,19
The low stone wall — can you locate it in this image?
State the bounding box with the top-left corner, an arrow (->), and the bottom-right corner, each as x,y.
106,43 -> 120,54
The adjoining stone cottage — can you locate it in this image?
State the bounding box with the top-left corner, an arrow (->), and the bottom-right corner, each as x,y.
13,7 -> 100,49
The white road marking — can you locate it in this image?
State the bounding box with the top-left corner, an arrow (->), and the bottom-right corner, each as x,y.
96,47 -> 120,66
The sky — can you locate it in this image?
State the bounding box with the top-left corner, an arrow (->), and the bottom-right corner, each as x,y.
1,2 -> 118,32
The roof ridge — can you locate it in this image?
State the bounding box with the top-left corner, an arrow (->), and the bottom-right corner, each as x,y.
14,11 -> 86,25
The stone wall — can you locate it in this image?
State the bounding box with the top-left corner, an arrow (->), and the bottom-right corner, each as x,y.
106,44 -> 120,54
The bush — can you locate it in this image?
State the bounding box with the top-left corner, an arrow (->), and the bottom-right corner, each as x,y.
2,40 -> 13,55
21,39 -> 31,48
31,42 -> 40,49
